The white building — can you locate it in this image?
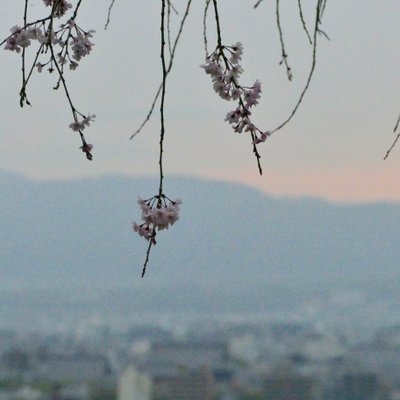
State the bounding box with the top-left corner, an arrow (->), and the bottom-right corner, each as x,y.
118,366 -> 152,400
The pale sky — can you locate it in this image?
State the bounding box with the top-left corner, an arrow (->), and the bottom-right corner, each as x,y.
1,0 -> 400,202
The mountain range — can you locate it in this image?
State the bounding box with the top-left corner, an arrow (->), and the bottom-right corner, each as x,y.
1,171 -> 400,321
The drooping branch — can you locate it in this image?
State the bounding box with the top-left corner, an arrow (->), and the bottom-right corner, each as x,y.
2,0 -> 95,159
297,0 -> 312,45
140,0 -> 168,277
104,0 -> 117,30
130,0 -> 193,139
141,0 -> 167,278
138,0 -> 183,278
158,0 -> 167,200
384,112 -> 400,160
270,0 -> 327,135
276,0 -> 293,81
166,1 -> 179,57
20,0 -> 30,107
203,0 -> 264,174
203,0 -> 211,56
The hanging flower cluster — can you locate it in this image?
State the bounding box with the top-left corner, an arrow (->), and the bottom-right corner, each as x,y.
69,113 -> 96,132
133,195 -> 182,244
201,42 -> 270,147
1,0 -> 95,160
4,3 -> 94,68
42,0 -> 72,17
34,19 -> 95,71
4,26 -> 41,53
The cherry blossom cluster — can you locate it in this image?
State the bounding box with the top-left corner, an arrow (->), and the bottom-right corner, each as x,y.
133,195 -> 182,244
201,43 -> 270,146
4,16 -> 94,73
4,26 -> 41,53
1,0 -> 95,160
42,0 -> 72,18
69,113 -> 95,132
79,142 -> 93,160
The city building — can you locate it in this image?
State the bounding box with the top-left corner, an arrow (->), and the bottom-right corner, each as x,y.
118,366 -> 151,400
263,368 -> 316,400
330,372 -> 390,400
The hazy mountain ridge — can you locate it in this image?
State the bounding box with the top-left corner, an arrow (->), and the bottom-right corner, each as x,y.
1,171 -> 400,296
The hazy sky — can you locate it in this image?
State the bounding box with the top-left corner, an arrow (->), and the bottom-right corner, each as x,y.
1,0 -> 400,202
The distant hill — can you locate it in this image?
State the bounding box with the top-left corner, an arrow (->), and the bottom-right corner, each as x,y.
1,171 -> 400,316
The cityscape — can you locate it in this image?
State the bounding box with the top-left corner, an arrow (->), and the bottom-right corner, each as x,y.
1,290 -> 400,400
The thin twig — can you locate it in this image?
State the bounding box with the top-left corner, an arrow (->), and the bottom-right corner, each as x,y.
276,0 -> 292,81
20,0 -> 30,107
320,0 -> 328,18
130,0 -> 193,139
251,134 -> 263,175
141,230 -> 156,278
384,112 -> 400,160
71,0 -> 84,20
158,0 -> 167,200
168,1 -> 179,15
104,0 -> 116,30
24,43 -> 45,91
167,1 -> 172,56
203,0 -> 211,56
212,0 -> 223,50
298,0 -> 312,45
164,1 -> 181,56
394,113 -> 400,133
384,132 -> 400,160
271,0 -> 325,134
